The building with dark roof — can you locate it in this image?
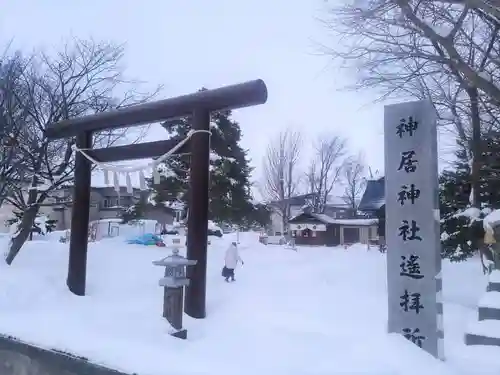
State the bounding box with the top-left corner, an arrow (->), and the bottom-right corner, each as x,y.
266,193 -> 357,235
358,177 -> 386,237
288,211 -> 378,246
358,177 -> 385,212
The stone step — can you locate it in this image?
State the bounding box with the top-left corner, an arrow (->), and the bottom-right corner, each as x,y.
487,282 -> 500,292
465,333 -> 500,346
478,291 -> 500,312
465,320 -> 500,347
479,306 -> 500,320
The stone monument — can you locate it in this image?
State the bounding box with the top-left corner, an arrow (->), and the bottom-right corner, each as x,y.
384,100 -> 444,359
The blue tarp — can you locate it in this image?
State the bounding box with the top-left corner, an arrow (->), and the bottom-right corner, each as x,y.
126,233 -> 163,246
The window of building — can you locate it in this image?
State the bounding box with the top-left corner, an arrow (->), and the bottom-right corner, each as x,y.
312,231 -> 317,237
175,210 -> 183,221
103,197 -> 118,208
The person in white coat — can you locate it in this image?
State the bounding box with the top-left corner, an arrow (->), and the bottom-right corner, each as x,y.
223,242 -> 244,282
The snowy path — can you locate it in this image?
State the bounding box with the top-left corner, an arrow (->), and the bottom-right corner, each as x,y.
0,233 -> 498,375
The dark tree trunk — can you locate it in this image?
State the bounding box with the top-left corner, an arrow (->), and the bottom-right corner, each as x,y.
5,175 -> 42,265
467,87 -> 498,271
468,87 -> 482,209
5,205 -> 38,265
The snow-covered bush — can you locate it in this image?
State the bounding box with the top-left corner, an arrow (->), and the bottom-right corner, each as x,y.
6,212 -> 57,237
441,208 -> 485,262
208,220 -> 223,237
438,166 -> 485,262
121,202 -> 144,224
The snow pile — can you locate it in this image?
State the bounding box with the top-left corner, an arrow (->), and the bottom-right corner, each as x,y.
490,270 -> 500,283
484,209 -> 500,231
455,207 -> 482,221
0,233 -> 497,374
477,291 -> 500,309
208,220 -> 222,233
466,320 -> 500,342
441,206 -> 492,261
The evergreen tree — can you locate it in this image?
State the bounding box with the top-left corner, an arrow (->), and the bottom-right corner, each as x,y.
150,105 -> 255,225
121,201 -> 145,224
480,132 -> 500,205
439,171 -> 476,261
250,203 -> 272,228
440,134 -> 500,262
440,141 -> 477,261
237,202 -> 271,230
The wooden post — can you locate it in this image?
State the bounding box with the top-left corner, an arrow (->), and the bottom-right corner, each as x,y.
185,109 -> 211,319
67,131 -> 93,296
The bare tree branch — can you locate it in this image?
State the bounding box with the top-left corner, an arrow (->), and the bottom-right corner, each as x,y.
320,0 -> 500,209
2,38 -> 161,265
306,134 -> 347,213
342,154 -> 367,209
261,128 -> 302,229
320,0 -> 500,108
435,0 -> 500,22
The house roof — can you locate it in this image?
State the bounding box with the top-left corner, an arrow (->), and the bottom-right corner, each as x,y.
329,218 -> 378,226
325,195 -> 352,207
267,193 -> 353,208
289,212 -> 335,224
358,177 -> 385,212
143,203 -> 175,215
289,212 -> 377,226
267,193 -> 317,207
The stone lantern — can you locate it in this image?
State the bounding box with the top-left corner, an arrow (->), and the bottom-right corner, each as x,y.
152,238 -> 197,339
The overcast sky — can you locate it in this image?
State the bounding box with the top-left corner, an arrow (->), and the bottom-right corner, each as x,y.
2,0 -> 439,198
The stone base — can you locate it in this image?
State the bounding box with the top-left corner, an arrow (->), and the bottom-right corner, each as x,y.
478,306 -> 500,320
0,334 -> 131,375
465,333 -> 500,346
465,320 -> 500,347
170,329 -> 187,339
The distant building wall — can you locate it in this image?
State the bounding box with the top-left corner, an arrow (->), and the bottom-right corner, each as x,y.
141,206 -> 174,228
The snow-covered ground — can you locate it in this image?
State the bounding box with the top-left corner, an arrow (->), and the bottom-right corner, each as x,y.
0,232 -> 498,375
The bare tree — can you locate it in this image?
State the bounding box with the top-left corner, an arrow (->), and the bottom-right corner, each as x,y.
262,128 -> 302,231
342,154 -> 366,210
306,134 -> 347,213
2,38 -> 159,265
437,0 -> 500,23
0,54 -> 32,207
323,0 -> 499,102
321,0 -> 500,205
321,0 -> 500,270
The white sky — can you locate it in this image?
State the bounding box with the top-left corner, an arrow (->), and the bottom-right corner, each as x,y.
2,0 -> 452,198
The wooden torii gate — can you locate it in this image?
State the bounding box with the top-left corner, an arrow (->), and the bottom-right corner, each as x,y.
45,79 -> 268,319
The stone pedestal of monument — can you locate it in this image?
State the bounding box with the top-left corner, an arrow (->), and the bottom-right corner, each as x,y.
465,219 -> 500,347
465,273 -> 500,346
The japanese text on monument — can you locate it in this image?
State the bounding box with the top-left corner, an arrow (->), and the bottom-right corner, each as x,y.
395,116 -> 426,346
384,101 -> 442,359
